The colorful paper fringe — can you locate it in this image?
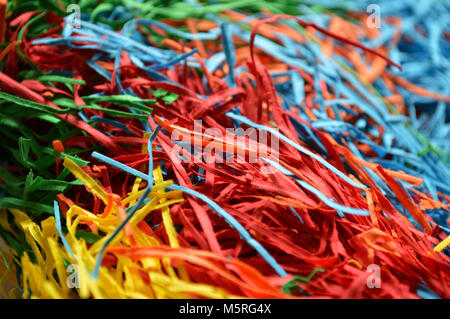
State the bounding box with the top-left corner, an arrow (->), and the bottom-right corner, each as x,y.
0,0 -> 449,299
